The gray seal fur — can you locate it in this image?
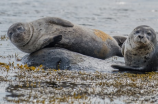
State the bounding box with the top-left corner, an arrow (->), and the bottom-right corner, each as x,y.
112,25 -> 158,72
22,47 -> 115,72
7,17 -> 125,59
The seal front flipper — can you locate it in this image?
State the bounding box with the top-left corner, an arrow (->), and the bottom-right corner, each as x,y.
41,35 -> 62,48
46,17 -> 74,27
113,36 -> 127,47
111,65 -> 145,72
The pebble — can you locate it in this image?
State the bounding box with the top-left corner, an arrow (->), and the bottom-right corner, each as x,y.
144,97 -> 150,101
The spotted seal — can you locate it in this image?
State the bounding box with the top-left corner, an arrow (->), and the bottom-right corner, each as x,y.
22,47 -> 115,71
7,17 -> 125,59
112,25 -> 158,72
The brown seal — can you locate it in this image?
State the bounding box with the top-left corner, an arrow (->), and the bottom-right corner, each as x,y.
7,17 -> 125,59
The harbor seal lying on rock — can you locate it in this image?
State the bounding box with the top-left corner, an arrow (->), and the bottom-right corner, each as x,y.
7,17 -> 125,59
112,25 -> 158,72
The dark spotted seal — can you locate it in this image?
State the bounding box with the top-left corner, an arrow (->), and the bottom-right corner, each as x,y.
7,17 -> 125,59
112,25 -> 158,72
22,47 -> 114,71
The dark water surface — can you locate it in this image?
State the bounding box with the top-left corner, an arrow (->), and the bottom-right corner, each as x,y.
0,0 -> 158,103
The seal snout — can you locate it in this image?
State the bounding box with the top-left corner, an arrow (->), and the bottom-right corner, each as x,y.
8,24 -> 25,44
135,35 -> 148,44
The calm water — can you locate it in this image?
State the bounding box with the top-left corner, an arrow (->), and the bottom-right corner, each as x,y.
0,0 -> 158,103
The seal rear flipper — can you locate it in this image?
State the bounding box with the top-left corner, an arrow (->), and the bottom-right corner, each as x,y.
113,36 -> 127,47
42,35 -> 62,48
111,65 -> 145,72
46,17 -> 74,27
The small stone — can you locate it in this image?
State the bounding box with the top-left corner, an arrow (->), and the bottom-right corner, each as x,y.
144,97 -> 150,101
150,99 -> 157,103
33,100 -> 36,103
151,96 -> 155,99
131,98 -> 138,101
124,100 -> 132,104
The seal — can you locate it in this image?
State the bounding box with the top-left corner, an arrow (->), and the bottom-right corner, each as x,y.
113,36 -> 127,47
22,47 -> 114,71
111,25 -> 158,72
7,17 -> 125,59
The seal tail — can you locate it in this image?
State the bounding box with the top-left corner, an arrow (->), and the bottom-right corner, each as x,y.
111,65 -> 145,72
112,36 -> 127,47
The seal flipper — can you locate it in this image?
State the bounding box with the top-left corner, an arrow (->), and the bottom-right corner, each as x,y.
111,65 -> 145,72
113,36 -> 127,47
46,17 -> 74,27
42,35 -> 62,48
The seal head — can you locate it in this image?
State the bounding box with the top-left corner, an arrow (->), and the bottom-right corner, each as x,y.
112,25 -> 158,72
129,25 -> 156,48
7,22 -> 32,47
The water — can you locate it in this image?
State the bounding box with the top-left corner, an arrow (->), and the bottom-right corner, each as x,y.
0,0 -> 158,103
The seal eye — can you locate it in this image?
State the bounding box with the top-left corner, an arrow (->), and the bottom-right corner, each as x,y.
9,32 -> 13,36
147,32 -> 151,36
135,30 -> 140,34
17,26 -> 23,31
8,32 -> 13,39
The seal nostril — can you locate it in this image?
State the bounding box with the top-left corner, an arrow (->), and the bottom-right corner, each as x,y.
138,35 -> 144,39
